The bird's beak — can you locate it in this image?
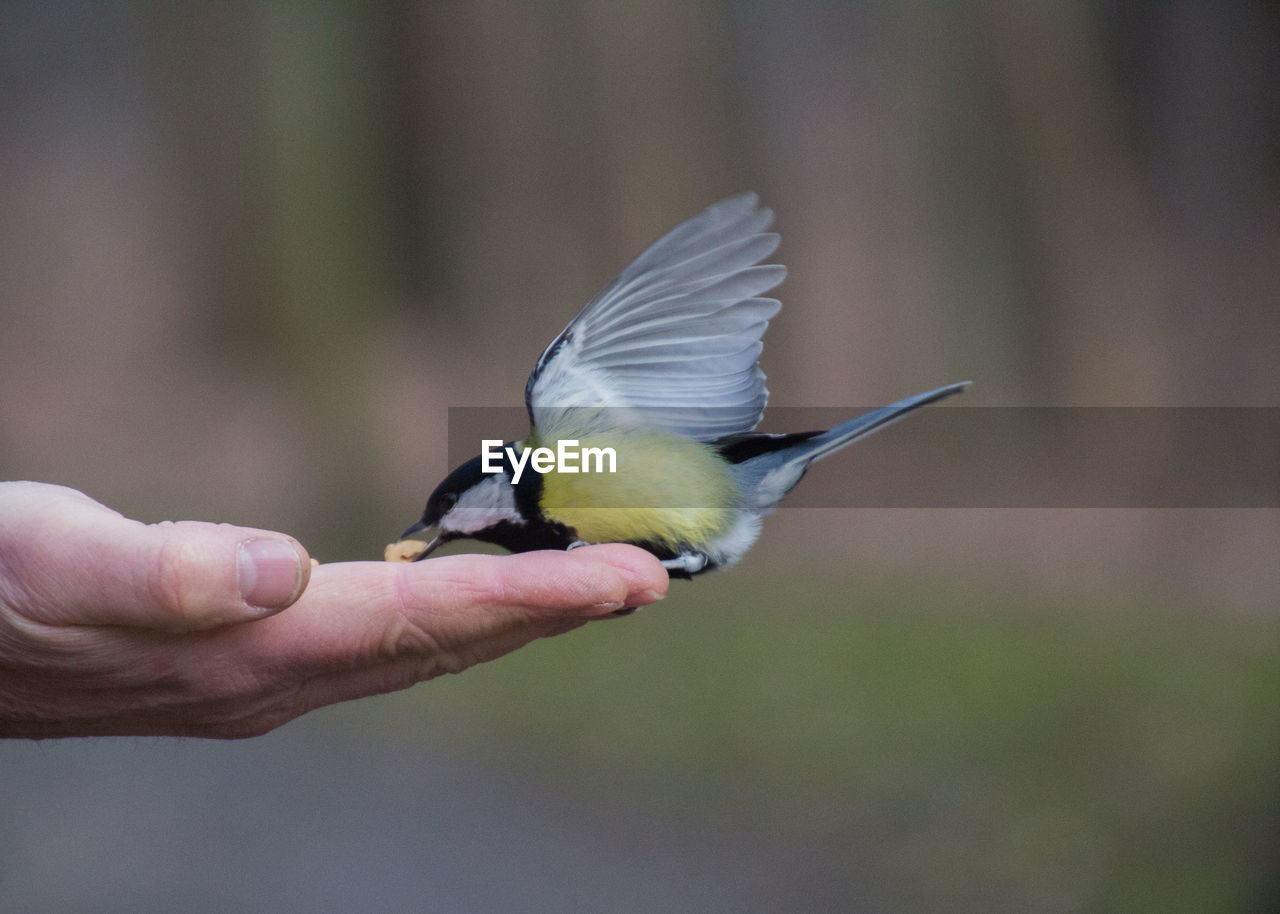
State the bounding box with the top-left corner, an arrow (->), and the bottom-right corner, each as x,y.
400,520 -> 429,540
412,533 -> 449,561
399,521 -> 453,562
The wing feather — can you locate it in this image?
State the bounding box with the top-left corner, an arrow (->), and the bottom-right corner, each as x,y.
525,194 -> 785,441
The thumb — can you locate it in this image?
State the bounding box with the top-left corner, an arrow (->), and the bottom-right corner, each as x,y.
1,483 -> 310,631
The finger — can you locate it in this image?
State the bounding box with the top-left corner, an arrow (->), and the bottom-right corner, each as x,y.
7,489 -> 310,631
409,547 -> 667,625
77,549 -> 661,737
554,544 -> 670,604
225,548 -> 666,677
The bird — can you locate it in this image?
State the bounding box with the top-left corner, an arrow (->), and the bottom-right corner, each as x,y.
394,193 -> 967,578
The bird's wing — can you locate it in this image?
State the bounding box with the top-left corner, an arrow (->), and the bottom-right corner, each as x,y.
524,193 -> 785,441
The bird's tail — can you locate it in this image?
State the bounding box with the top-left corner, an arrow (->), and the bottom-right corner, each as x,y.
740,381 -> 970,509
798,381 -> 970,465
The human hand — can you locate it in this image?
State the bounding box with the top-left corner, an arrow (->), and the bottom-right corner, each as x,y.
0,482 -> 667,738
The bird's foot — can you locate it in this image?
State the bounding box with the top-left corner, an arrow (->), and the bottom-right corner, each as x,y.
661,552 -> 709,575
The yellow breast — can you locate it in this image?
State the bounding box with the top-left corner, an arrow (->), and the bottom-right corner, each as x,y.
528,428 -> 739,549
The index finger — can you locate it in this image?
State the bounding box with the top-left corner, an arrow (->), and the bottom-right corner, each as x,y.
221,546 -> 669,676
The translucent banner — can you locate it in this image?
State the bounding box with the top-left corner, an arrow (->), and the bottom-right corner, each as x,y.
443,407 -> 1280,508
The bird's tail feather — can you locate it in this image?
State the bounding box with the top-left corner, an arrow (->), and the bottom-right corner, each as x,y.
788,381 -> 970,467
735,381 -> 969,511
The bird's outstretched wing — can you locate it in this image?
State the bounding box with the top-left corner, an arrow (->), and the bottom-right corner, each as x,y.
524,193 -> 785,442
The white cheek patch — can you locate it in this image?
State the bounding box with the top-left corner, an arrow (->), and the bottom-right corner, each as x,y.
441,476 -> 523,534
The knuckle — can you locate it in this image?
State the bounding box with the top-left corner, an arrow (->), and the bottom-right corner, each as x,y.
164,672 -> 298,739
175,643 -> 274,705
381,569 -> 446,661
378,611 -> 443,661
196,664 -> 265,704
149,532 -> 202,622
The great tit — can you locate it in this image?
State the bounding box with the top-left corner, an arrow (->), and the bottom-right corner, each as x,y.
397,194 -> 967,577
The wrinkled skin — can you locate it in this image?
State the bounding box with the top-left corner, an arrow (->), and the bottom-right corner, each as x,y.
0,482 -> 666,739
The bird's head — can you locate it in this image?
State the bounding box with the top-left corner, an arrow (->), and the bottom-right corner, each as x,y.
400,452 -> 523,559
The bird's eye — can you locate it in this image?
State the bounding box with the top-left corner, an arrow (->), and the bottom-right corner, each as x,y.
440,492 -> 458,512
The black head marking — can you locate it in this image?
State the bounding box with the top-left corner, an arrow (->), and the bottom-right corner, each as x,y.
414,444 -> 578,554
420,454 -> 491,527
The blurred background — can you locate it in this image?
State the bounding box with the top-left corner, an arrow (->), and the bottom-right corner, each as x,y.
2,2 -> 1278,910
